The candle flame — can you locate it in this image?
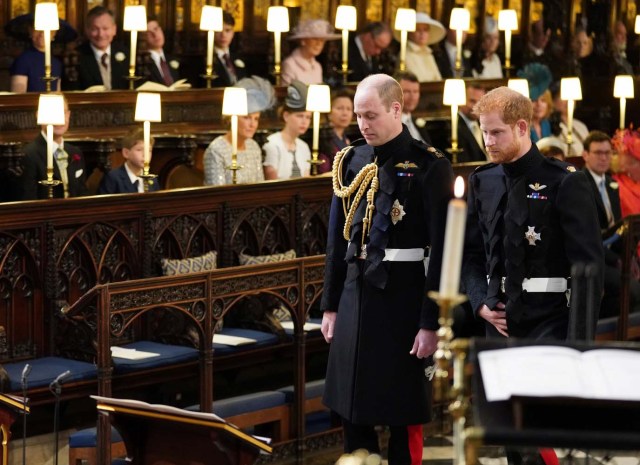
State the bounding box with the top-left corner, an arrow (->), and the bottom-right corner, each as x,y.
454,176 -> 465,198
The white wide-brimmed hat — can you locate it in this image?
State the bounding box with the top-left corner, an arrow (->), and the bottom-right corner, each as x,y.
415,12 -> 446,45
288,19 -> 341,40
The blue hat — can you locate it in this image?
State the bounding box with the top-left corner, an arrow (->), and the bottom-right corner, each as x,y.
516,63 -> 552,100
234,76 -> 276,113
284,80 -> 308,111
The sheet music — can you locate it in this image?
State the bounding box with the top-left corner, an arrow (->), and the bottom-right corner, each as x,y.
478,346 -> 640,402
111,346 -> 160,360
213,334 -> 257,346
280,321 -> 322,331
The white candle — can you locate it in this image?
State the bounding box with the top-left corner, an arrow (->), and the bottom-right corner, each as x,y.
567,99 -> 575,143
439,177 -> 467,298
46,124 -> 54,171
231,114 -> 238,163
451,104 -> 458,150
143,120 -> 151,166
274,31 -> 282,67
400,30 -> 408,70
620,97 -> 627,130
44,29 -> 51,73
504,30 -> 512,68
206,30 -> 214,72
455,29 -> 463,71
312,111 -> 320,155
129,30 -> 137,69
341,29 -> 349,72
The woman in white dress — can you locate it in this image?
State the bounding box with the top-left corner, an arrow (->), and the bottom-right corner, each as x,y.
263,80 -> 312,180
203,77 -> 276,186
471,17 -> 503,79
403,13 -> 446,82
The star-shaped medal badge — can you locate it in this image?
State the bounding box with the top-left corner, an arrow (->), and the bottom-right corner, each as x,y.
524,226 -> 541,246
390,199 -> 406,225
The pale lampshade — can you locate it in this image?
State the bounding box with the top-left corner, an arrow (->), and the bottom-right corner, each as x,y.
222,87 -> 248,116
449,8 -> 470,31
37,94 -> 65,125
443,79 -> 466,106
636,15 -> 640,34
135,93 -> 162,122
498,9 -> 518,31
267,6 -> 290,33
34,3 -> 59,31
560,77 -> 582,101
395,8 -> 416,32
200,5 -> 223,31
614,75 -> 635,99
123,5 -> 147,31
508,79 -> 530,98
306,85 -> 331,113
335,5 -> 357,31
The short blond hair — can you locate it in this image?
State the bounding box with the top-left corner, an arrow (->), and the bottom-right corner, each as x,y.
357,74 -> 403,112
473,86 -> 533,125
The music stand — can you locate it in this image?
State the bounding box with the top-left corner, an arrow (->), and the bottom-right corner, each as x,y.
92,396 -> 272,465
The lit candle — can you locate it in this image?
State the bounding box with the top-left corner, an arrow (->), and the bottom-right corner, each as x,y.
46,124 -> 54,171
206,30 -> 214,74
312,111 -> 320,158
274,31 -> 282,69
129,30 -> 137,69
450,104 -> 458,151
341,29 -> 349,73
455,29 -> 463,70
504,29 -> 512,68
439,177 -> 467,298
44,29 -> 52,74
620,97 -> 627,130
143,120 -> 151,167
230,114 -> 238,163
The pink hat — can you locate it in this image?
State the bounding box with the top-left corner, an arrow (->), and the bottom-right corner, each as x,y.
288,19 -> 341,40
614,128 -> 640,161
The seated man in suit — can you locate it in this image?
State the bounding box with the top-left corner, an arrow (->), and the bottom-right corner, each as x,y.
144,17 -> 180,86
396,71 -> 431,144
348,22 -> 393,82
455,83 -> 488,163
435,28 -> 472,78
22,95 -> 88,200
582,130 -> 640,318
99,128 -> 159,194
212,11 -> 246,87
65,6 -> 128,90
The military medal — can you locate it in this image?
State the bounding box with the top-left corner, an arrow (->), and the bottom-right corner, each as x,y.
390,199 -> 406,225
525,226 -> 541,246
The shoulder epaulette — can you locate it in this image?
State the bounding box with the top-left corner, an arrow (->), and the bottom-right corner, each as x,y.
543,156 -> 577,173
411,139 -> 445,159
473,162 -> 498,173
350,137 -> 368,147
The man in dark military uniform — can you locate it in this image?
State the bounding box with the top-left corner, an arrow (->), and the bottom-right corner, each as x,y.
321,74 -> 453,465
461,86 -> 604,465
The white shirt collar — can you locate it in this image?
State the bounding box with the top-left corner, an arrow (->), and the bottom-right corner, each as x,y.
90,44 -> 112,62
588,169 -> 606,186
124,163 -> 143,192
354,35 -> 368,63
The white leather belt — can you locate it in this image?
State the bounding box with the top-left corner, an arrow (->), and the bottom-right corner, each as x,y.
382,248 -> 425,261
487,276 -> 568,293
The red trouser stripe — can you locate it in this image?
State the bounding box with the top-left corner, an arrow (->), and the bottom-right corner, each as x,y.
539,448 -> 559,465
407,424 -> 423,465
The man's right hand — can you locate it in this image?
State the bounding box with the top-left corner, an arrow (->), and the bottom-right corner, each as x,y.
477,302 -> 508,337
321,311 -> 337,343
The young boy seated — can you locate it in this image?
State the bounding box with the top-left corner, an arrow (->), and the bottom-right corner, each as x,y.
99,128 -> 159,194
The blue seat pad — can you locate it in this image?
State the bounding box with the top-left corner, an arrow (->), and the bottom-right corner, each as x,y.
277,379 -> 325,402
187,391 -> 287,418
213,328 -> 280,356
69,426 -> 123,447
112,341 -> 199,373
4,356 -> 97,391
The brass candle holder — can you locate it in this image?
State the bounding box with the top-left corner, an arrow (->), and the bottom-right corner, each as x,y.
225,161 -> 243,185
139,171 -> 157,193
429,291 -> 470,465
39,174 -> 62,199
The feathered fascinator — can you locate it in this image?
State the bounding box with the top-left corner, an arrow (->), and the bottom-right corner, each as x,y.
516,63 -> 552,100
235,76 -> 277,113
613,128 -> 640,161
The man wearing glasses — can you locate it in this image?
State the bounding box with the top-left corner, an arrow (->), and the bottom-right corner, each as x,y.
348,22 -> 393,82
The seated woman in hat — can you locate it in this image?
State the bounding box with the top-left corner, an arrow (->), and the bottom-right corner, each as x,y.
613,129 -> 640,217
10,21 -> 63,92
404,13 -> 446,82
281,19 -> 340,86
203,77 -> 275,186
263,80 -> 312,180
471,17 -> 503,79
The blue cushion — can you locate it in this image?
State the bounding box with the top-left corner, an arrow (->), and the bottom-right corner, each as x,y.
596,312 -> 640,336
187,391 -> 287,418
69,426 -> 123,447
112,341 -> 199,373
277,379 -> 325,402
305,411 -> 332,435
213,328 -> 280,356
3,357 -> 97,391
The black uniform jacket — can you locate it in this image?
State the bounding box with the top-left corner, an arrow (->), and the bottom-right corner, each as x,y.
321,127 -> 453,425
22,134 -> 88,200
462,145 -> 604,340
